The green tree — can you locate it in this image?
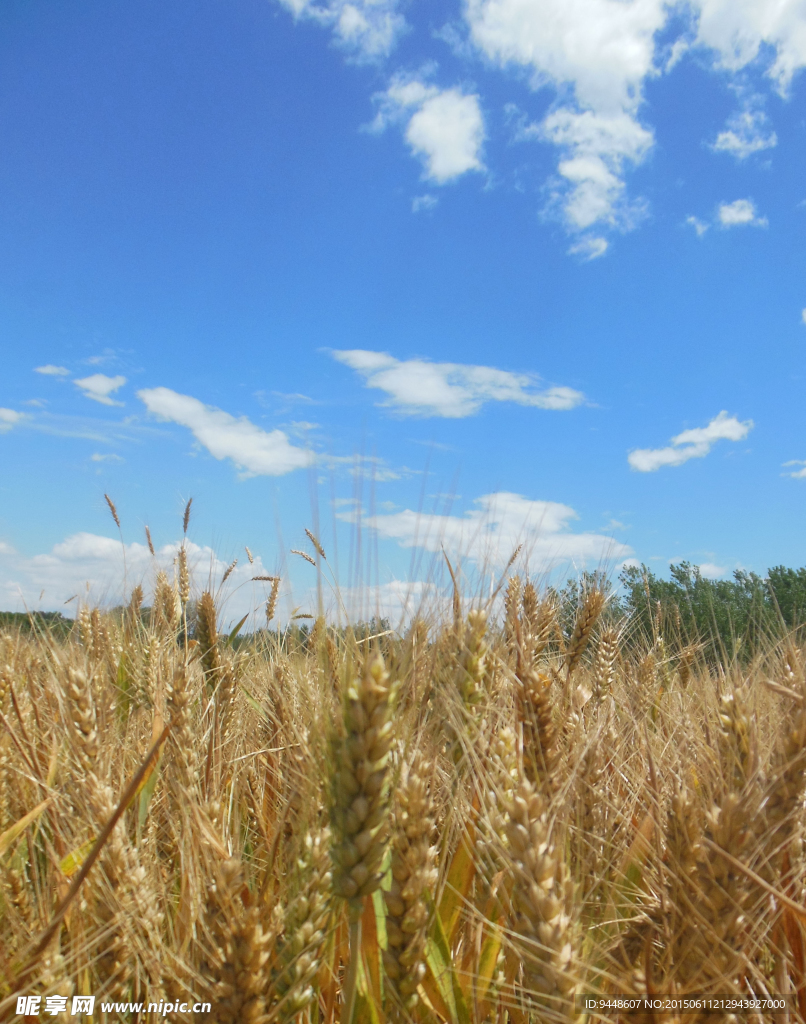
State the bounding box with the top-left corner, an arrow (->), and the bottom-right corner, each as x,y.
766,566 -> 806,628
618,561 -> 776,661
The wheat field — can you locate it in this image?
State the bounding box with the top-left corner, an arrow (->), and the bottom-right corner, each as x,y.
2,532 -> 806,1024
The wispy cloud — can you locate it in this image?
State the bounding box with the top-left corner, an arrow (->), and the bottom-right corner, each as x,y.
686,215 -> 709,237
629,411 -> 753,472
319,453 -> 405,482
717,199 -> 767,228
21,411 -> 151,445
712,107 -> 777,160
34,364 -> 70,376
0,408 -> 24,433
568,235 -> 609,261
372,74 -> 485,184
412,194 -> 438,213
343,490 -> 631,569
275,0 -> 406,60
85,349 -> 118,366
783,460 -> 806,480
91,452 -> 124,463
331,349 -> 584,417
74,374 -> 127,406
138,387 -> 313,477
688,199 -> 768,234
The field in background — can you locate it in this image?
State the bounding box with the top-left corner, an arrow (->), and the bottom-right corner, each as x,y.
2,545 -> 806,1023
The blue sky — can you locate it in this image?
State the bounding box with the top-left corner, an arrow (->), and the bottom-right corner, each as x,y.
1,0 -> 805,623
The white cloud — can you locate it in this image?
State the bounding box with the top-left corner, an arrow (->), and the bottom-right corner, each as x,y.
138,387 -> 313,477
271,0 -> 806,252
374,76 -> 485,183
693,0 -> 806,94
467,0 -> 664,235
713,107 -> 777,159
0,408 -> 23,433
346,490 -> 631,569
698,561 -> 726,578
331,349 -> 584,417
688,199 -> 767,233
466,1 -> 806,104
407,91 -> 485,182
90,452 -> 124,463
628,410 -> 753,472
412,194 -> 438,213
466,0 -> 666,112
801,308 -> 806,325
717,198 -> 768,227
541,108 -> 654,232
276,0 -> 405,59
686,215 -> 710,236
462,1 -> 806,243
568,235 -> 609,260
74,374 -> 127,406
0,533 -> 277,623
35,365 -> 70,376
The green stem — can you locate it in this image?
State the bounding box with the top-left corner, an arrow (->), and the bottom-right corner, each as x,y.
343,900 -> 363,1024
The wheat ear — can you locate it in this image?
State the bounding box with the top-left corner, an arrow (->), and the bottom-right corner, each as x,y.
104,493 -> 121,529
271,827 -> 333,1021
331,652 -> 396,1023
199,858 -> 275,1023
330,653 -> 395,903
383,753 -> 438,1014
195,591 -> 220,685
516,668 -> 559,788
305,528 -> 326,558
154,570 -> 179,632
266,576 -> 281,625
182,496 -> 193,534
564,589 -> 606,680
755,698 -> 806,885
592,627 -> 618,701
503,777 -> 578,1017
177,546 -> 190,606
65,667 -> 99,772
